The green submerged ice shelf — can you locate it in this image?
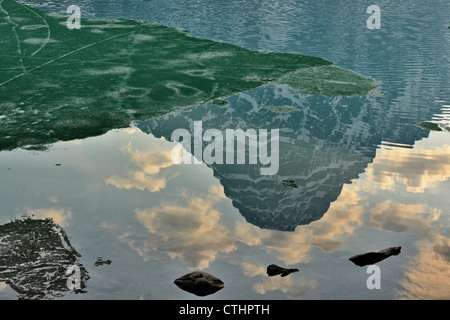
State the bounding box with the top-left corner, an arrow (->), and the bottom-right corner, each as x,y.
0,0 -> 378,151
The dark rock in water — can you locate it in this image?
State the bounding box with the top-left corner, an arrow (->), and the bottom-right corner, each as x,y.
0,218 -> 89,299
349,246 -> 402,267
212,99 -> 229,107
267,264 -> 299,277
174,271 -> 224,296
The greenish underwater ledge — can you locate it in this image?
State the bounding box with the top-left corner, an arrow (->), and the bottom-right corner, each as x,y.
0,0 -> 378,151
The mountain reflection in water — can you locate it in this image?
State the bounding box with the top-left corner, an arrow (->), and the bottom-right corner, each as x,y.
137,82 -> 437,231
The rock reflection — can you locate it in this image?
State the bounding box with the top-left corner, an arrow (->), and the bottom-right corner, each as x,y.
0,218 -> 89,300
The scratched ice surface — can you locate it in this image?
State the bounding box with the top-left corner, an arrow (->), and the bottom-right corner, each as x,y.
0,0 -> 378,151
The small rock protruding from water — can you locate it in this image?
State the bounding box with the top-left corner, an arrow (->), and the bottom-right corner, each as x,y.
267,264 -> 299,277
349,246 -> 402,267
94,257 -> 112,266
174,271 -> 224,296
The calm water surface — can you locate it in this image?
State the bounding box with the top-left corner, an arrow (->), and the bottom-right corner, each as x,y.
0,0 -> 449,299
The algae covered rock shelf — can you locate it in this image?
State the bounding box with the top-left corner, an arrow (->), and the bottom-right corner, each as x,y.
0,0 -> 377,151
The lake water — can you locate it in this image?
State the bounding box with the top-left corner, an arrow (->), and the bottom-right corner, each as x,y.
0,0 -> 449,300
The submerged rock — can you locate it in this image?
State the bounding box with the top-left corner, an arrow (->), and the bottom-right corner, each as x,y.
349,246 -> 401,267
267,264 -> 299,277
174,271 -> 224,296
94,257 -> 112,266
0,218 -> 89,299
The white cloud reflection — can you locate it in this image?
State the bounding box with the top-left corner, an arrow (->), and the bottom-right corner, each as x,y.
106,171 -> 168,192
0,282 -> 7,291
25,207 -> 73,227
112,129 -> 450,299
